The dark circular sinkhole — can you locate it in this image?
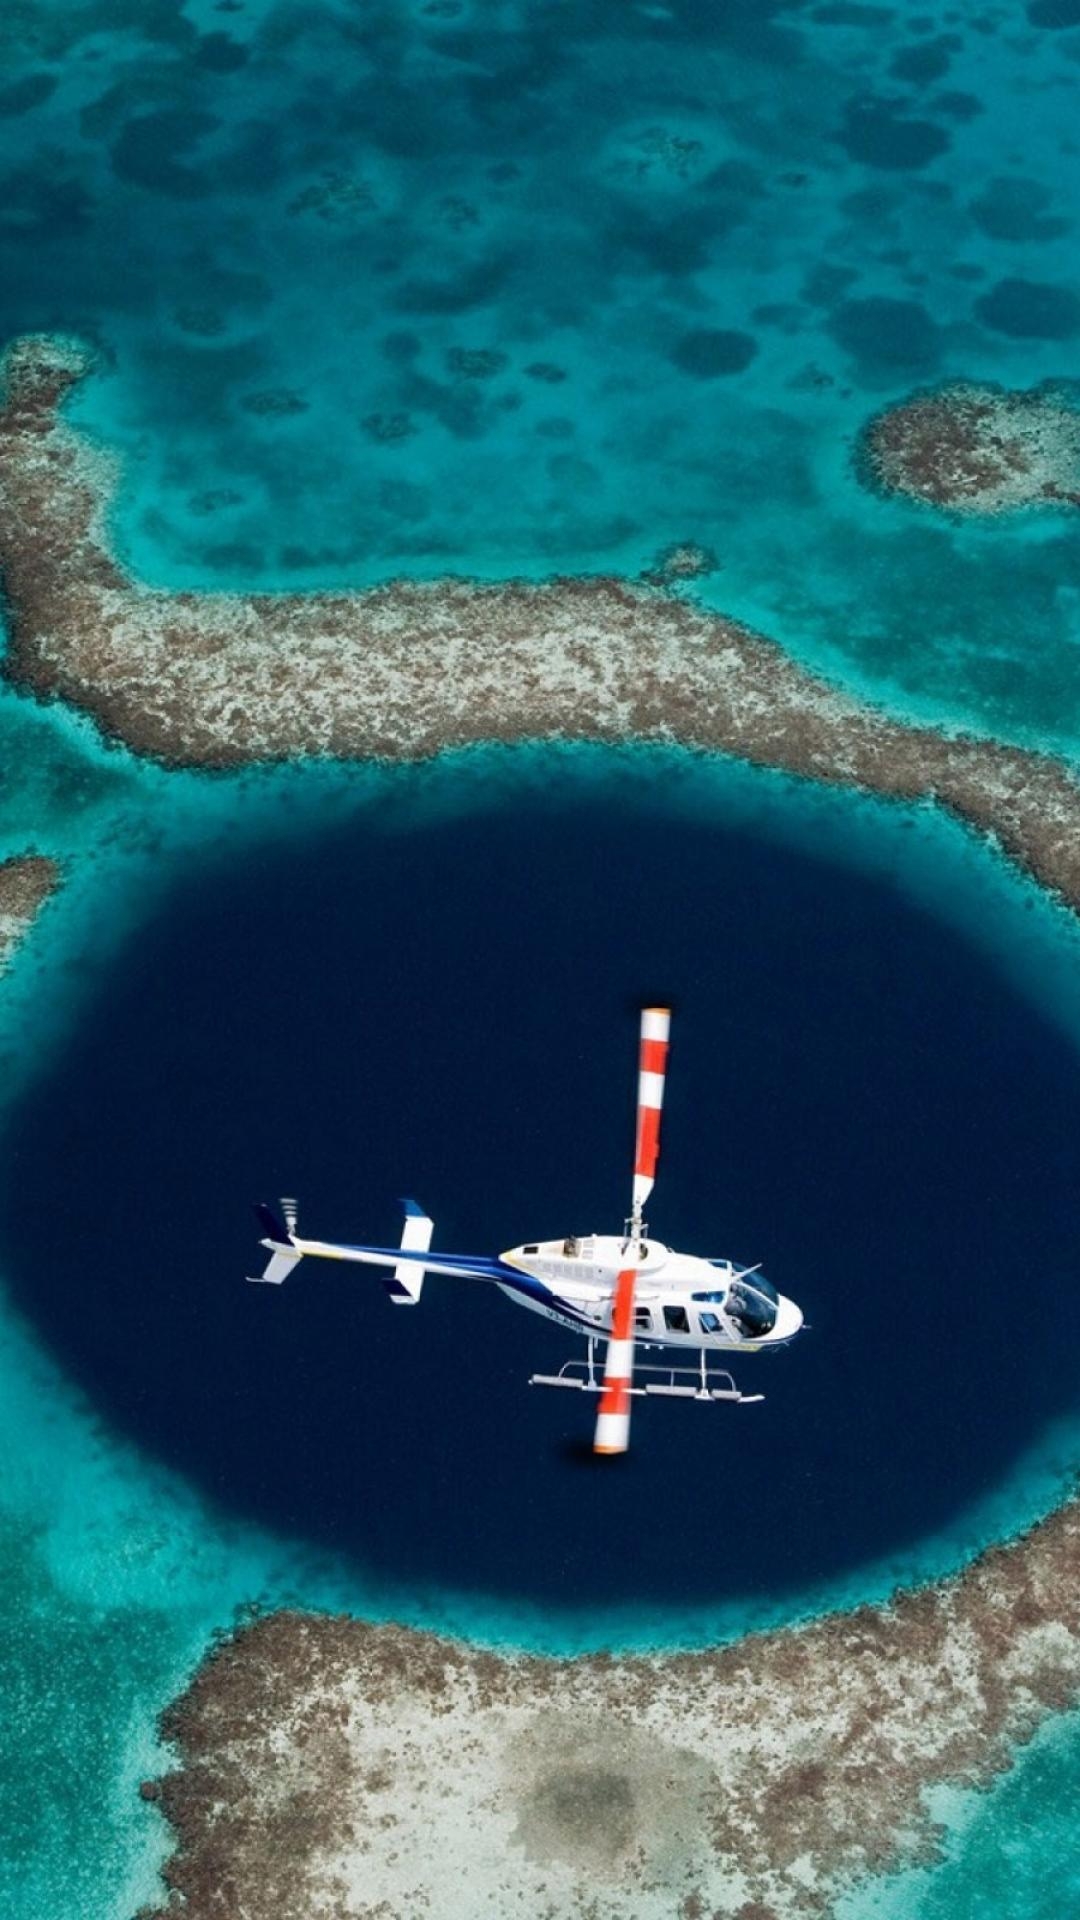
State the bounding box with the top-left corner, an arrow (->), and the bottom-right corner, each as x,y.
5,786 -> 1080,1615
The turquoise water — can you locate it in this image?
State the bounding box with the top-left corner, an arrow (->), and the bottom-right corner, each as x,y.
839,1709 -> 1080,1920
5,0 -> 1080,1912
2,0 -> 1080,746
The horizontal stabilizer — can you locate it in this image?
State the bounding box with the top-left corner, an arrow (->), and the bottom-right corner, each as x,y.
384,1198 -> 433,1303
248,1248 -> 302,1286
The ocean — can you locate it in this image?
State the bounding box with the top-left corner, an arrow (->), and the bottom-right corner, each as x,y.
5,0 -> 1080,749
8,751 -> 1080,1620
4,0 -> 1080,1914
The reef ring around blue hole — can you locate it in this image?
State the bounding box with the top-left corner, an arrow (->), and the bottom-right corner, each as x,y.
4,781 -> 1080,1616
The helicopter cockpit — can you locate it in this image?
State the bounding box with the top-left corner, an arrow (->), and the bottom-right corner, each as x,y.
689,1267 -> 781,1339
726,1270 -> 779,1338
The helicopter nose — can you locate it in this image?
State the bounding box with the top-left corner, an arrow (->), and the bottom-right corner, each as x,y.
774,1294 -> 804,1342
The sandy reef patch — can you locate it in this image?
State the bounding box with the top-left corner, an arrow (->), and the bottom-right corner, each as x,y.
863,382 -> 1080,515
139,1486 -> 1080,1920
0,852 -> 60,972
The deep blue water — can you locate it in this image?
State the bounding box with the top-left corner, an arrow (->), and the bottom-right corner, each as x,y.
6,786 -> 1080,1614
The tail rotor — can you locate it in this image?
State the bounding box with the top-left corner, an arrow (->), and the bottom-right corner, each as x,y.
249,1195 -> 302,1285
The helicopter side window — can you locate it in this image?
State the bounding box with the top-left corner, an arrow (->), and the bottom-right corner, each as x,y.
663,1305 -> 690,1333
698,1311 -> 722,1336
635,1307 -> 652,1332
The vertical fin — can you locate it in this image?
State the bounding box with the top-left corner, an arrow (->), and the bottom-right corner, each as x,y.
384,1198 -> 433,1303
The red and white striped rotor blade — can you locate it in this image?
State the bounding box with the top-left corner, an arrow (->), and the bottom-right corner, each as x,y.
593,1261 -> 637,1455
594,1008 -> 672,1457
633,1006 -> 671,1215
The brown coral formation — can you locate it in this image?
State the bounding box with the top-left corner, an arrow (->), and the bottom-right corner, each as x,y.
0,853 -> 60,972
640,539 -> 719,586
864,382 -> 1080,514
8,336 -> 1080,932
144,1487 -> 1080,1920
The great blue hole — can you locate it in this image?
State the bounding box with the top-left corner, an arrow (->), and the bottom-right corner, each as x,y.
5,780 -> 1080,1615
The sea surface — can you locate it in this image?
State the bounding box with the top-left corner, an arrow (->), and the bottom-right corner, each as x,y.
5,0 -> 1080,747
4,1 -> 1080,1916
10,753 -> 1080,1619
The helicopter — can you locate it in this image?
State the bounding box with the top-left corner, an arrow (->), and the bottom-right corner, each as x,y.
250,1007 -> 804,1455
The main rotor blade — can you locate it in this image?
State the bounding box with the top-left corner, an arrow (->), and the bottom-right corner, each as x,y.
593,1262 -> 638,1456
633,1006 -> 671,1215
594,1007 -> 672,1456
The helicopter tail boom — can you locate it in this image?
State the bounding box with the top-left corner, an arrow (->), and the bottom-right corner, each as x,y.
247,1196 -> 435,1299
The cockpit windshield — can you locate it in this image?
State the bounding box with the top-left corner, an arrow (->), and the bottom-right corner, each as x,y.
727,1271 -> 778,1337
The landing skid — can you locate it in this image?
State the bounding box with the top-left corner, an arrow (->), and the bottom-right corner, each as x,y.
529,1338 -> 764,1405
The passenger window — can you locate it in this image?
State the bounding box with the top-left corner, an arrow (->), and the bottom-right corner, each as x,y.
663,1305 -> 690,1333
634,1307 -> 652,1332
699,1311 -> 722,1336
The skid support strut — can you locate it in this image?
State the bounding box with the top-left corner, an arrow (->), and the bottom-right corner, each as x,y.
530,1345 -> 764,1404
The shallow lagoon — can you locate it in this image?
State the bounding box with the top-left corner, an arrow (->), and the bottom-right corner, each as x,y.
4,1 -> 1080,747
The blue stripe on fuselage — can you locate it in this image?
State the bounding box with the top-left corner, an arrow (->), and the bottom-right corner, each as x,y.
338,1242 -> 598,1332
497,1270 -> 598,1331
339,1242 -> 512,1279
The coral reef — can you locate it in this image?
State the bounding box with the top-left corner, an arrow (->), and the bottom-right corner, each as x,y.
641,540 -> 719,585
864,382 -> 1080,513
4,341 -> 1076,948
0,853 -> 60,973
142,1490 -> 1080,1919
7,338 -> 1080,940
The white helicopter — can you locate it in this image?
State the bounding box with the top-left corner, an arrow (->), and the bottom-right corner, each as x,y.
250,1007 -> 804,1455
